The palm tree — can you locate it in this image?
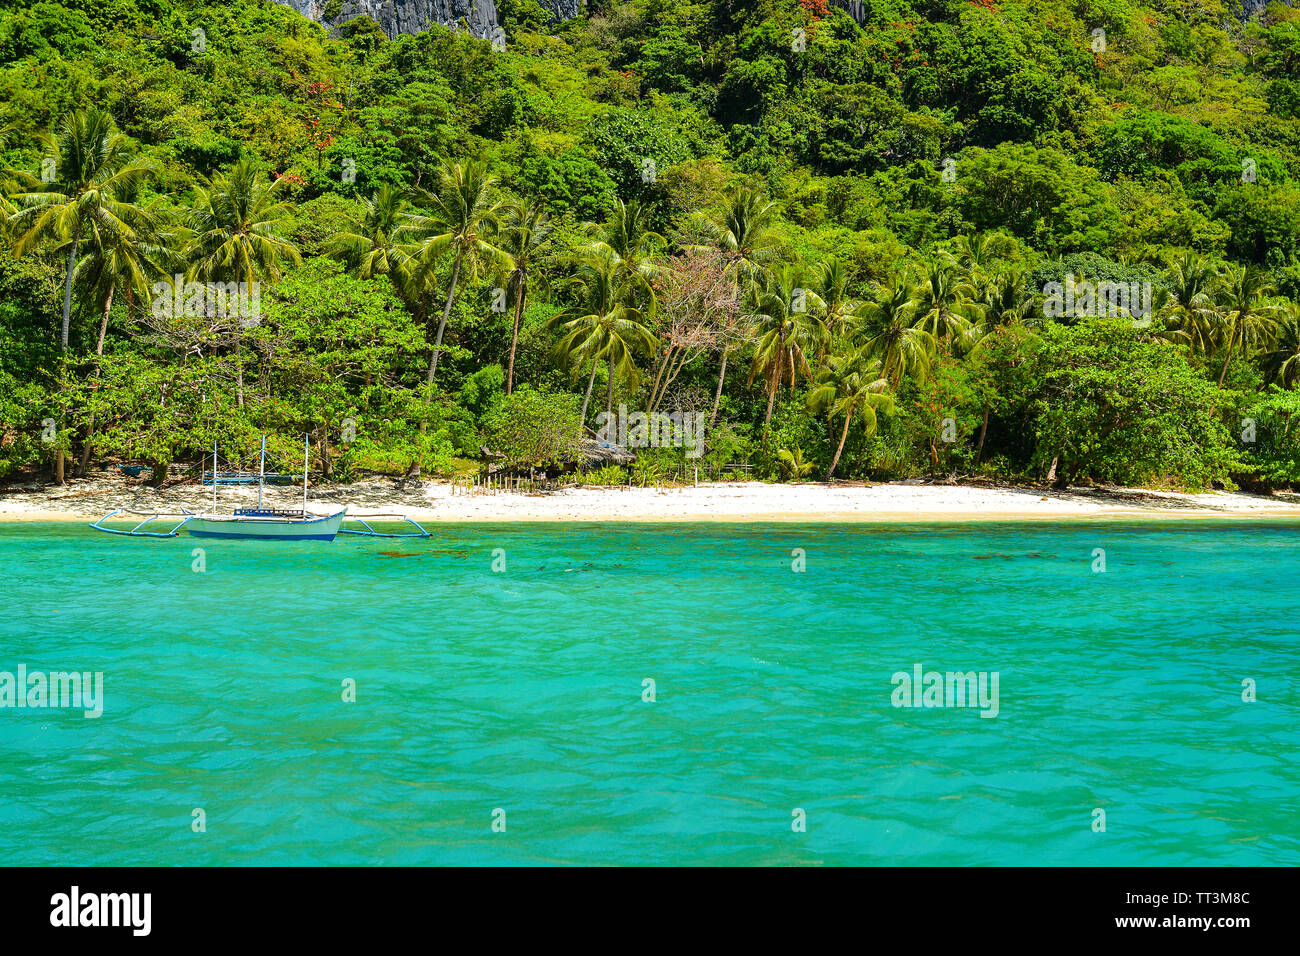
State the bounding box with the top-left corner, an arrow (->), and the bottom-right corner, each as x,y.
973,268 -> 1038,341
0,176 -> 14,228
498,195 -> 553,394
185,158 -> 301,406
331,184 -> 444,382
405,159 -> 511,385
0,121 -> 16,225
331,184 -> 414,287
1209,264 -> 1278,387
9,109 -> 154,352
9,109 -> 154,482
775,447 -> 816,481
911,254 -> 978,340
1262,301 -> 1300,388
553,248 -> 657,424
72,182 -> 170,474
818,257 -> 859,338
687,186 -> 781,427
75,179 -> 169,357
583,197 -> 661,279
965,272 -> 1040,467
946,232 -> 1015,287
747,265 -> 829,427
807,351 -> 893,481
1159,251 -> 1218,356
857,279 -> 934,389
689,185 -> 780,282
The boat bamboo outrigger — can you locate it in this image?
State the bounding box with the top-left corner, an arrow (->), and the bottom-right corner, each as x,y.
90,435 -> 431,540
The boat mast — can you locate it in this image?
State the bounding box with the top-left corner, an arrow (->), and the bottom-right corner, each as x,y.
212,440 -> 218,512
303,433 -> 309,513
258,435 -> 266,510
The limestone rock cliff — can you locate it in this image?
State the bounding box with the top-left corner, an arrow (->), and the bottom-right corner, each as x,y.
273,0 -> 582,40
540,0 -> 582,21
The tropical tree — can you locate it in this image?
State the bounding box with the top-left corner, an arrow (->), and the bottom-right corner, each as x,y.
818,257 -> 859,338
8,109 -> 155,482
857,280 -> 934,389
9,109 -> 154,352
583,197 -> 661,279
405,159 -> 511,384
945,232 -> 1016,287
807,351 -> 894,481
689,185 -> 780,282
1262,301 -> 1300,389
684,186 -> 782,426
973,268 -> 1039,340
911,254 -> 978,340
75,179 -> 169,357
331,184 -> 414,287
746,265 -> 828,426
498,195 -> 553,394
1209,264 -> 1278,387
72,181 -> 171,473
1158,250 -> 1218,356
775,446 -> 816,481
185,157 -> 301,406
553,248 -> 657,424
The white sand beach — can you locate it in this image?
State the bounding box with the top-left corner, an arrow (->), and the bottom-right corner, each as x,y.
3,475 -> 1300,523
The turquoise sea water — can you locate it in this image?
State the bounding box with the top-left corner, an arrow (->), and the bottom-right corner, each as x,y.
0,519 -> 1297,866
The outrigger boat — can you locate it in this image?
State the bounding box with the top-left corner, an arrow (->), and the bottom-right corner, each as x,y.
91,435 -> 430,540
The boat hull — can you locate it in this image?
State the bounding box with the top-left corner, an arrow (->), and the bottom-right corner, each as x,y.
185,508 -> 347,541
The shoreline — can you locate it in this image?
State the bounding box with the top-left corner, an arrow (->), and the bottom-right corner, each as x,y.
3,478 -> 1300,524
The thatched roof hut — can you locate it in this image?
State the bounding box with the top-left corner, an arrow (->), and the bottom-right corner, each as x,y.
578,436 -> 635,468
479,433 -> 634,476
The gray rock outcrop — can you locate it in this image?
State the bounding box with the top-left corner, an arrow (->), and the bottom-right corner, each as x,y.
273,0 -> 583,39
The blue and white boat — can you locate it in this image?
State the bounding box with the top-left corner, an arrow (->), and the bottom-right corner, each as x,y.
91,436 -> 427,540
184,505 -> 348,540
183,436 -> 347,539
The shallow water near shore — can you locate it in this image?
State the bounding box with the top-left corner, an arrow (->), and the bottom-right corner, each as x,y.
1,520 -> 1296,865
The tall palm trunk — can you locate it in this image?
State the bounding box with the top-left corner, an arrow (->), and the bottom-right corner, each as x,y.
506,277 -> 525,395
61,235 -> 80,351
710,347 -> 728,426
78,281 -> 115,476
579,361 -> 598,428
762,327 -> 786,430
1217,321 -> 1238,387
409,299 -> 433,478
827,413 -> 852,481
235,267 -> 253,407
54,235 -> 81,485
974,407 -> 990,465
606,360 -> 615,416
95,282 -> 115,357
427,254 -> 463,385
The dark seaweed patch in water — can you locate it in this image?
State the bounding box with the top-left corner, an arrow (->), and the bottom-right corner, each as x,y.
973,552 -> 1058,560
377,551 -> 421,558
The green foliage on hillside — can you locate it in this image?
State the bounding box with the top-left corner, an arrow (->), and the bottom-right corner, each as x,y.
3,0 -> 1300,489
